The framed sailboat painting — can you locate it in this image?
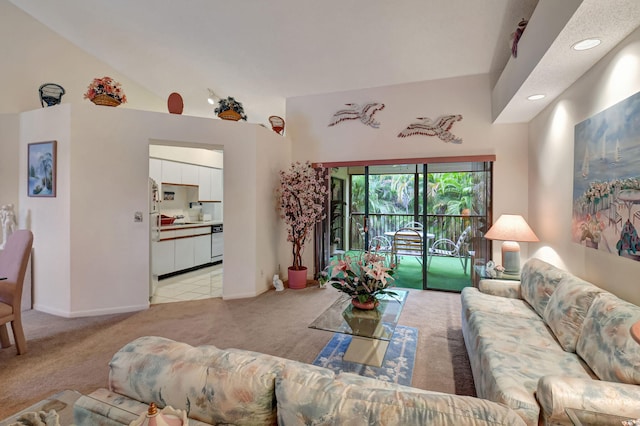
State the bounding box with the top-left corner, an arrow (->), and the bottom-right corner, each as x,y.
572,91 -> 640,261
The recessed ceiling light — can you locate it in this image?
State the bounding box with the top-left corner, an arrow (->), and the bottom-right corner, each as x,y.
572,38 -> 601,51
527,94 -> 545,101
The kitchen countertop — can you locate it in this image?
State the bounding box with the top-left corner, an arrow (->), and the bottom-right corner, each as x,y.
160,220 -> 222,230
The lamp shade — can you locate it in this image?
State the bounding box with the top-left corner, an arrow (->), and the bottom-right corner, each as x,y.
484,214 -> 539,242
484,214 -> 539,275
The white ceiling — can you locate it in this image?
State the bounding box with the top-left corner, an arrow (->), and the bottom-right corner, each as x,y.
10,0 -> 640,125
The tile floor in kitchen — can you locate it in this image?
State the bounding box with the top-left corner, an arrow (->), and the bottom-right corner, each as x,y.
151,264 -> 223,304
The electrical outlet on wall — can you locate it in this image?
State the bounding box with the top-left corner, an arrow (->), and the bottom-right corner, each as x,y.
134,211 -> 143,222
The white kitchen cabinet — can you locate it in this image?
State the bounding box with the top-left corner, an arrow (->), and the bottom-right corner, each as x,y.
181,163 -> 199,186
211,168 -> 223,201
156,226 -> 213,277
154,240 -> 175,276
175,238 -> 196,271
198,166 -> 213,201
194,234 -> 212,265
197,166 -> 223,201
161,160 -> 182,184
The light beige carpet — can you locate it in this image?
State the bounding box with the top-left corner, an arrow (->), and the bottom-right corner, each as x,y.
0,286 -> 475,419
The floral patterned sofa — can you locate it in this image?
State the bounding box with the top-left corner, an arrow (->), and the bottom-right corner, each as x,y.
73,335 -> 525,425
461,257 -> 640,426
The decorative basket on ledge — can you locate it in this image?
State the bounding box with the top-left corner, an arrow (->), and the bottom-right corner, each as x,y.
217,109 -> 242,121
91,94 -> 122,107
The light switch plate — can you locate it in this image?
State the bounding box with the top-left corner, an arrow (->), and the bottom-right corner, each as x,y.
134,211 -> 143,222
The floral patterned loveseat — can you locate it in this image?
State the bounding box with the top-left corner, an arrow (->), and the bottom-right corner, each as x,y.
73,336 -> 525,425
461,258 -> 640,426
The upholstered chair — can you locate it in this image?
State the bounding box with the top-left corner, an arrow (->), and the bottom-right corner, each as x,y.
0,230 -> 34,355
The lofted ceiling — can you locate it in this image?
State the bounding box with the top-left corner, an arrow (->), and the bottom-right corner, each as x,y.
10,0 -> 640,126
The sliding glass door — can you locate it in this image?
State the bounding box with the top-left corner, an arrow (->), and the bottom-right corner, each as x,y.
317,159 -> 492,292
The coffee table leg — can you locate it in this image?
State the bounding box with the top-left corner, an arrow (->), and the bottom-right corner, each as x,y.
343,336 -> 389,367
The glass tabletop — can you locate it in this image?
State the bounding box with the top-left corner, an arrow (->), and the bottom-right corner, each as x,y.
309,290 -> 408,341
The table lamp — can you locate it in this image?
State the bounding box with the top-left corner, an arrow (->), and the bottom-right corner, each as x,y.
484,214 -> 539,275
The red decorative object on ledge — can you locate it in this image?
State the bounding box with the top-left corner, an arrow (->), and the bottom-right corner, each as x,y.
167,92 -> 184,114
269,116 -> 285,134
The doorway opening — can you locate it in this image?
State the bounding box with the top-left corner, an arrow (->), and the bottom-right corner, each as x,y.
317,157 -> 493,292
148,142 -> 224,304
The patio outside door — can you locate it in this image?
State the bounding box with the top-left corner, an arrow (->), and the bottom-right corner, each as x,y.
317,159 -> 492,293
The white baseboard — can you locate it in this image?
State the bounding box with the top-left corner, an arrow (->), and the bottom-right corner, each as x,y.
222,286 -> 269,300
33,302 -> 149,318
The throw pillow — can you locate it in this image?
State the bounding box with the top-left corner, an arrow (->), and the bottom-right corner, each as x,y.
520,258 -> 570,317
576,293 -> 640,385
543,276 -> 604,352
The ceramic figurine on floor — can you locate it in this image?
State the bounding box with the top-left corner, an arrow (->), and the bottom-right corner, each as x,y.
0,204 -> 17,249
273,274 -> 284,291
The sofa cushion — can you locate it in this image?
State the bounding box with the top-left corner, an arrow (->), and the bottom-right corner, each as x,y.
469,338 -> 594,426
108,336 -> 286,426
275,365 -> 527,425
461,287 -> 540,323
466,310 -> 563,352
520,258 -> 570,317
576,293 -> 640,385
542,276 -> 605,352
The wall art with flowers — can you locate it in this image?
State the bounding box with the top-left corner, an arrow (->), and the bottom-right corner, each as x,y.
572,90 -> 640,261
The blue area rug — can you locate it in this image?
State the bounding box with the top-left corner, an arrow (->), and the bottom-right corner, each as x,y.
312,325 -> 417,386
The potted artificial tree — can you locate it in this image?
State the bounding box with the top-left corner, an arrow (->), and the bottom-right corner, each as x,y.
276,161 -> 327,289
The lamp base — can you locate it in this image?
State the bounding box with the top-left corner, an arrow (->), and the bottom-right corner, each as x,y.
501,241 -> 521,275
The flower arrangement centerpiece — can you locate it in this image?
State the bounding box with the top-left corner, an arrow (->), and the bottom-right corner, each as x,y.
276,161 -> 327,288
215,96 -> 247,121
320,252 -> 396,310
580,212 -> 605,246
84,76 -> 127,107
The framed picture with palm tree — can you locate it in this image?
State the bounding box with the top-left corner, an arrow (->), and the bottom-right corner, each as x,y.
27,140 -> 56,197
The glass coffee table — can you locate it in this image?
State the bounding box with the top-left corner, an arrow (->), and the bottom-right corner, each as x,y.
309,290 -> 408,367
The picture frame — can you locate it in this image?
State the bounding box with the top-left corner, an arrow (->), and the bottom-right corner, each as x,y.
28,140 -> 57,197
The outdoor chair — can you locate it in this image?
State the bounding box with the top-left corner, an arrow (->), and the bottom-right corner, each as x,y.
402,221 -> 423,230
392,228 -> 423,267
368,235 -> 393,267
0,229 -> 34,355
428,226 -> 471,274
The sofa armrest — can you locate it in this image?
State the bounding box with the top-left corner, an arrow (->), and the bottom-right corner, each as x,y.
478,279 -> 522,299
537,375 -> 640,425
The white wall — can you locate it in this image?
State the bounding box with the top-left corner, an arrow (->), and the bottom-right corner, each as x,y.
19,105 -> 72,314
286,74 -> 530,272
0,1 -> 165,115
19,105 -> 291,317
528,27 -> 640,305
0,114 -> 19,243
